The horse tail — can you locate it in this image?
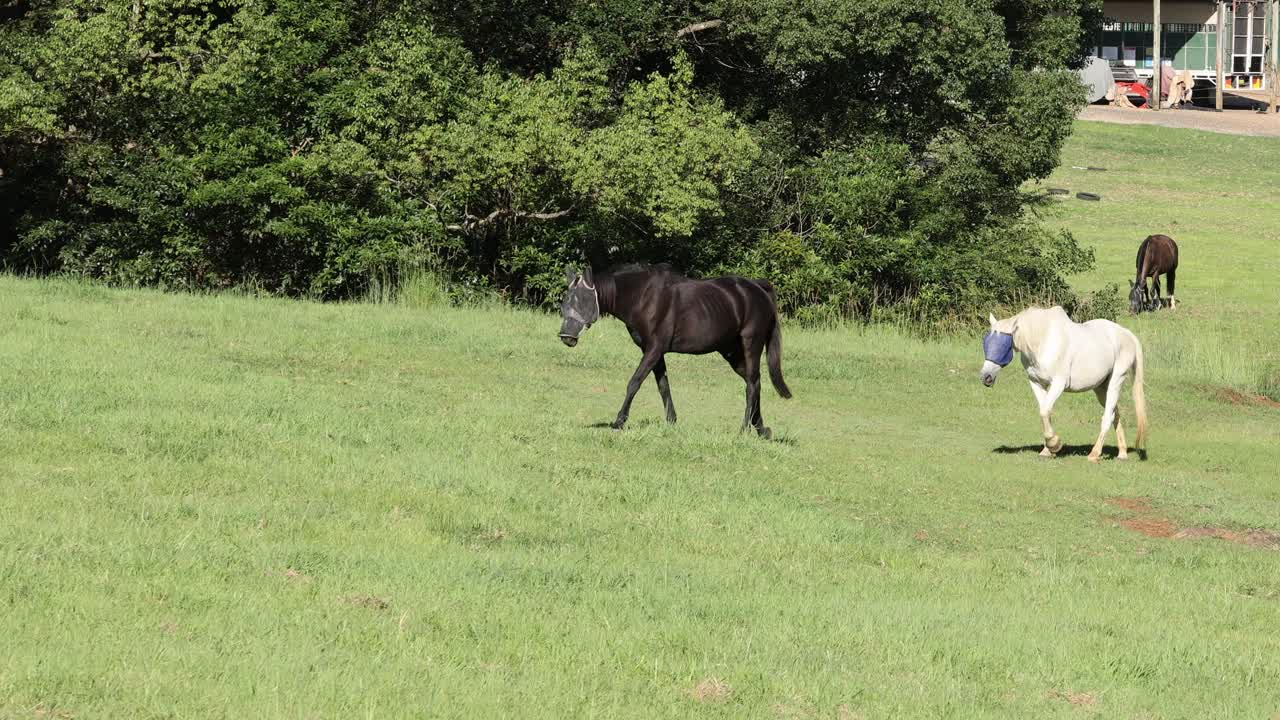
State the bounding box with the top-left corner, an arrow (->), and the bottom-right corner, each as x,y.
1131,333 -> 1149,449
766,305 -> 793,400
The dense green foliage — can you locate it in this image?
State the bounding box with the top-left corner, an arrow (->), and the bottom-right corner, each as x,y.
1,0 -> 1101,317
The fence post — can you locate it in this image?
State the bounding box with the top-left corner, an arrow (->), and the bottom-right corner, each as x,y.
1153,0 -> 1162,110
1271,0 -> 1279,112
1217,1 -> 1226,110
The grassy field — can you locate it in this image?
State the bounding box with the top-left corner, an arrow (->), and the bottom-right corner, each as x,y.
2,121 -> 1279,719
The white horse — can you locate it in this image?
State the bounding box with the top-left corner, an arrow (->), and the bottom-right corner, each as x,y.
979,306 -> 1148,462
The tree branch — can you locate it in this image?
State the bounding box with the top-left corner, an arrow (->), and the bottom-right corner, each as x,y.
675,19 -> 724,39
445,206 -> 574,235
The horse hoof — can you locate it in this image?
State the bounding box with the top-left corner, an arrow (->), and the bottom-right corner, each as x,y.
1087,454 -> 1101,464
610,420 -> 626,431
1039,447 -> 1053,458
1046,436 -> 1063,453
1117,453 -> 1128,461
758,427 -> 772,440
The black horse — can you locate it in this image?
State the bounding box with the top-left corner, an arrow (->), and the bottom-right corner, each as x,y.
1129,233 -> 1179,313
558,264 -> 792,438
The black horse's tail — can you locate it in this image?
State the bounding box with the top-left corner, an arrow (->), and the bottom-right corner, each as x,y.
751,279 -> 792,399
767,319 -> 792,399
764,297 -> 793,401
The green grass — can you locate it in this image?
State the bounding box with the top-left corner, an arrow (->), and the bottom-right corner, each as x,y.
3,121 -> 1280,719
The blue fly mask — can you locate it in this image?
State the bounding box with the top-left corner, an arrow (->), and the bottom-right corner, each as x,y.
983,331 -> 1015,367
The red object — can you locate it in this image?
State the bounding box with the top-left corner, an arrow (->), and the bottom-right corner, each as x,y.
1115,80 -> 1152,107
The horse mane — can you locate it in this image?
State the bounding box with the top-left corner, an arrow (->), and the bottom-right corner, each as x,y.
1012,306 -> 1070,355
603,262 -> 687,279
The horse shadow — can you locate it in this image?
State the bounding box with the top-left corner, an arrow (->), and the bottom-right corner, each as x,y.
587,419 -> 664,430
587,418 -> 796,443
993,444 -> 1148,461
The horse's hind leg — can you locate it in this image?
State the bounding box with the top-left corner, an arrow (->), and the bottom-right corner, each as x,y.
720,348 -> 752,432
725,341 -> 769,439
744,337 -> 772,438
1151,275 -> 1162,309
1091,385 -> 1126,460
653,357 -> 677,423
1088,375 -> 1126,463
1166,269 -> 1176,310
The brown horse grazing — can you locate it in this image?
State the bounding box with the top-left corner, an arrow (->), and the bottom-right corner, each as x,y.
558,264 -> 792,438
1129,234 -> 1179,313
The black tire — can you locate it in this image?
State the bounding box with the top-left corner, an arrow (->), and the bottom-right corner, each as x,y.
1076,192 -> 1101,201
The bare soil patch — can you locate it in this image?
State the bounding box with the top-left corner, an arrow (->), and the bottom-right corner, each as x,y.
1121,517 -> 1178,538
691,678 -> 732,703
1211,386 -> 1280,410
1174,527 -> 1280,549
1108,498 -> 1280,550
1049,689 -> 1099,707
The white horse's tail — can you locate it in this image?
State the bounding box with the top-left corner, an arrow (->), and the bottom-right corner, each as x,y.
1132,335 -> 1149,449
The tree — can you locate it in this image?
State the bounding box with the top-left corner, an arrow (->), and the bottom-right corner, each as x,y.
1,0 -> 1102,319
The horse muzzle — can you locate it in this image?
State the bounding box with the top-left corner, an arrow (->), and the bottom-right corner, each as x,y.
981,372 -> 996,387
560,334 -> 579,347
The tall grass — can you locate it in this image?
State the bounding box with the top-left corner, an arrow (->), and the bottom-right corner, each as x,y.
365,258 -> 449,309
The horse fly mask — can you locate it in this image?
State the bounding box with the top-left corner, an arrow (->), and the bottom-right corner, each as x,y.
559,274 -> 600,347
980,331 -> 1014,387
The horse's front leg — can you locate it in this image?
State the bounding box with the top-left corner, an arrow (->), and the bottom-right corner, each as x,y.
1031,378 -> 1068,456
612,347 -> 664,430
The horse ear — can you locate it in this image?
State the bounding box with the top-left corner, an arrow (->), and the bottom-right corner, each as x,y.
582,266 -> 595,287
988,313 -> 998,329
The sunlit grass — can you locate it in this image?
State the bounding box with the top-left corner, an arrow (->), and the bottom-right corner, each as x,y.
1,121 -> 1278,718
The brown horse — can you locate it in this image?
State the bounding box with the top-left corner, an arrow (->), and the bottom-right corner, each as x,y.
1129,234 -> 1179,313
558,264 -> 791,438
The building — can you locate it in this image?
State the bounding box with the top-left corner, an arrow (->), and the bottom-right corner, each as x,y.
1094,0 -> 1276,92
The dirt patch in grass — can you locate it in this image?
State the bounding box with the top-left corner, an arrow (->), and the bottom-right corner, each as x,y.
1121,516 -> 1178,538
1049,689 -> 1098,707
342,594 -> 391,610
1210,386 -> 1280,409
691,678 -> 732,703
1174,527 -> 1280,549
1108,497 -> 1280,550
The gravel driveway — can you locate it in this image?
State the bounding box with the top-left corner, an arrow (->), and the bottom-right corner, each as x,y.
1079,104 -> 1280,138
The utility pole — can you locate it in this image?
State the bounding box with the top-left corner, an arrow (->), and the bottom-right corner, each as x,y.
1271,0 -> 1279,112
1217,1 -> 1226,110
1153,0 -> 1162,110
